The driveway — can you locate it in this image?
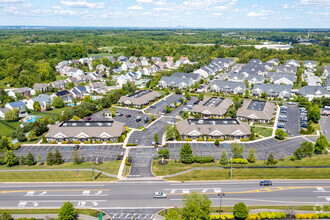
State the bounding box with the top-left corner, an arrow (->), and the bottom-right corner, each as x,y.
127,148 -> 157,178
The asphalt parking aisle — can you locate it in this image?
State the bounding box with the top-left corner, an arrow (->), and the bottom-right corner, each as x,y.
285,104 -> 300,136
127,148 -> 157,178
103,209 -> 163,220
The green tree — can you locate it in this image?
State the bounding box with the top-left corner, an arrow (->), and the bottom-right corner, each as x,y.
275,129 -> 288,140
182,192 -> 211,220
233,202 -> 249,220
226,106 -> 237,118
181,111 -> 189,119
249,127 -> 255,141
58,201 -> 77,220
244,89 -> 250,98
0,137 -> 11,152
19,155 -> 26,165
247,147 -> 256,163
46,150 -> 54,165
261,92 -> 268,99
198,93 -> 204,100
33,101 -> 41,112
154,133 -> 159,143
165,105 -> 171,113
0,212 -> 13,220
37,155 -> 43,164
185,91 -> 191,100
4,150 -> 18,167
158,149 -> 169,159
266,152 -> 276,165
220,150 -> 228,165
230,143 -> 245,159
46,103 -> 52,111
54,149 -> 63,165
5,108 -> 19,121
307,105 -> 321,123
180,143 -> 194,163
27,131 -> 37,141
165,209 -> 180,220
82,95 -> 92,103
164,125 -> 180,141
52,97 -> 64,108
71,150 -> 84,164
25,151 -> 36,166
314,134 -> 328,153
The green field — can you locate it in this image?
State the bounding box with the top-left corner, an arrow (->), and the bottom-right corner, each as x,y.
0,121 -> 21,137
165,168 -> 330,181
0,171 -> 116,182
251,126 -> 273,137
0,161 -> 121,176
152,154 -> 330,177
88,52 -> 124,58
31,106 -> 72,120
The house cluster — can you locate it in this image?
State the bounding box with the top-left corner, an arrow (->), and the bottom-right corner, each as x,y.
193,58 -> 235,78
117,90 -> 162,108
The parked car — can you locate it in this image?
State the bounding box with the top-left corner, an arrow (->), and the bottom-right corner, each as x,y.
300,123 -> 308,128
150,105 -> 156,108
115,112 -> 123,116
126,114 -> 131,118
277,123 -> 285,128
144,117 -> 150,123
73,145 -> 80,150
194,101 -> 199,105
153,192 -> 167,198
136,116 -> 141,122
259,180 -> 272,186
84,117 -> 92,121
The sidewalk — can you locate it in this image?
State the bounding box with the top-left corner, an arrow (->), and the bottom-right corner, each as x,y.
8,214 -> 110,220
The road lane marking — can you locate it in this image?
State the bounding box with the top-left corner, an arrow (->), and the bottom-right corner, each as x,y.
25,191 -> 34,196
182,189 -> 189,194
18,201 -> 27,207
0,184 -> 105,188
78,201 -> 86,207
82,191 -> 90,195
1,189 -> 109,194
39,191 -> 47,196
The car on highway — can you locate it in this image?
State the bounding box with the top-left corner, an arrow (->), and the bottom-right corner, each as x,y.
153,192 -> 167,198
259,180 -> 272,186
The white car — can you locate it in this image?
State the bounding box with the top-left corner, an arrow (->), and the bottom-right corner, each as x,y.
153,192 -> 167,198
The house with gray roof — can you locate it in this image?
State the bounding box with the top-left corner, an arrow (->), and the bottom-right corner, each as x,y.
274,65 -> 297,73
33,83 -> 48,94
267,72 -> 295,85
50,80 -> 65,89
237,100 -> 276,123
323,65 -> 330,77
324,75 -> 330,92
8,87 -> 31,98
5,101 -> 27,117
266,59 -> 279,66
252,84 -> 292,99
304,60 -> 317,69
51,90 -> 73,103
228,72 -> 246,82
192,97 -> 233,117
177,118 -> 250,140
298,86 -> 330,101
172,72 -> 201,82
286,59 -> 300,67
26,94 -> 51,110
118,90 -> 162,108
210,80 -> 246,94
0,108 -> 8,118
46,120 -> 125,143
247,74 -> 264,84
158,76 -> 194,90
71,86 -> 86,99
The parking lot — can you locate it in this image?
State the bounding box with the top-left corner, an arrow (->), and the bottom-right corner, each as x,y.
278,104 -> 300,137
145,94 -> 198,117
167,137 -> 308,160
15,145 -> 124,163
103,209 -> 162,220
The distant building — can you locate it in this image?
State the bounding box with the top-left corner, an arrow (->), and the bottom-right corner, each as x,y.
117,90 -> 162,108
210,80 -> 246,94
237,100 -> 276,123
298,86 -> 330,101
26,94 -> 51,110
193,97 -> 233,118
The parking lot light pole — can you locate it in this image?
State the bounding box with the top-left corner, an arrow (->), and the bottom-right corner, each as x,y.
230,155 -> 233,180
218,192 -> 225,218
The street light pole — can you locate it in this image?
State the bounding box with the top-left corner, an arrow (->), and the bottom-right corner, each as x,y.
218,192 -> 225,218
230,155 -> 233,180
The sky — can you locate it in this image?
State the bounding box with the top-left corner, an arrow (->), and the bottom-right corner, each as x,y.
0,0 -> 329,28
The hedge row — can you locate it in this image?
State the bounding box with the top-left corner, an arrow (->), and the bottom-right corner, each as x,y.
126,143 -> 137,146
230,158 -> 248,164
258,212 -> 286,219
125,156 -> 131,166
194,156 -> 214,163
210,214 -> 234,220
296,213 -> 330,219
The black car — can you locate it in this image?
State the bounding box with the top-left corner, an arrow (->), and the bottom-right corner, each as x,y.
194,101 -> 199,105
259,180 -> 272,186
73,145 -> 80,150
126,114 -> 131,118
115,112 -> 123,116
144,117 -> 150,123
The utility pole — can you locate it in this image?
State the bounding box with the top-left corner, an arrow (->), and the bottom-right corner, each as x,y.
218,192 -> 225,218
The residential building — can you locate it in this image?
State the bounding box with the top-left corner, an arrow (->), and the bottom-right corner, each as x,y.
304,60 -> 317,69
26,94 -> 51,110
5,101 -> 27,117
274,65 -> 297,73
32,83 -> 48,94
158,76 -> 194,90
192,97 -> 233,117
321,106 -> 330,116
267,72 -> 295,85
177,118 -> 250,140
286,59 -> 300,67
266,58 -> 279,66
228,72 -> 246,82
50,80 -> 65,89
305,75 -> 322,86
117,90 -> 162,108
71,86 -> 87,99
51,90 -> 73,103
0,108 -> 8,118
298,86 -> 330,101
8,87 -> 31,98
323,65 -> 330,76
252,84 -> 292,99
246,74 -> 264,84
237,99 -> 276,123
46,120 -> 125,143
172,72 -> 201,82
210,80 -> 246,94
324,75 -> 330,91
86,82 -> 107,94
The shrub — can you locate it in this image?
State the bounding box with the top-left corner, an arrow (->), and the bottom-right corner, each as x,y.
317,213 -> 325,218
96,141 -> 103,143
106,141 -> 113,143
233,202 -> 249,220
84,141 -> 91,144
231,158 -> 248,164
290,155 -> 296,161
50,141 -> 57,144
219,138 -> 224,141
215,139 -> 220,145
184,138 -> 193,141
207,138 -> 214,141
194,156 -> 214,163
258,212 -> 267,219
126,143 -> 137,146
280,212 -> 286,219
125,156 -> 131,166
61,141 -> 68,144
246,214 -> 261,220
197,138 -> 204,141
240,138 -> 247,142
72,141 -> 80,144
228,137 -> 232,140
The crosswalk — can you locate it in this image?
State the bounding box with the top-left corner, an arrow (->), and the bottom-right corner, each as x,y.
164,188 -> 222,194
109,213 -> 154,220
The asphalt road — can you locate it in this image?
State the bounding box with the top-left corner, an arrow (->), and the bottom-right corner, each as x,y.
127,148 -> 157,178
1,180 -> 329,219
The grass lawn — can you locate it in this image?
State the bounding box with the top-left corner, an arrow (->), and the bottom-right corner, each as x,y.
0,171 -> 116,182
0,120 -> 21,137
152,154 -> 330,176
165,168 -> 330,181
253,123 -> 274,127
251,126 -> 273,137
0,209 -> 102,217
31,106 -> 72,120
0,161 -> 121,176
88,52 -> 124,58
56,75 -> 68,81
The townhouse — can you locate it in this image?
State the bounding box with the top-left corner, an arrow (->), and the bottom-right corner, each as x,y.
237,99 -> 276,123
298,86 -> 330,101
210,80 -> 246,94
117,90 -> 162,108
192,97 -> 233,117
252,84 -> 292,99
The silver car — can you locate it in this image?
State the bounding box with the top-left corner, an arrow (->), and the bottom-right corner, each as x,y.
153,192 -> 167,198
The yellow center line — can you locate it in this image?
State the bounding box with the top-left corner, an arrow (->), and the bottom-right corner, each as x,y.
0,189 -> 109,194
167,186 -> 330,196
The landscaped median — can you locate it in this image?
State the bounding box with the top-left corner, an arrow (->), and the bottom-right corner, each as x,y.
152,154 -> 330,180
0,161 -> 121,182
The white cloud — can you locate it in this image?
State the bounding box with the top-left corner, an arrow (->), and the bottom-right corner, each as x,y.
53,9 -> 78,16
127,5 -> 143,10
247,10 -> 274,17
0,0 -> 24,3
185,11 -> 193,14
102,11 -> 125,18
142,11 -> 151,15
212,12 -> 222,16
137,0 -> 153,2
234,8 -> 239,12
213,5 -> 227,10
318,12 -> 329,15
251,4 -> 258,8
153,7 -> 174,11
60,0 -> 105,9
305,11 -> 314,14
298,0 -> 330,6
